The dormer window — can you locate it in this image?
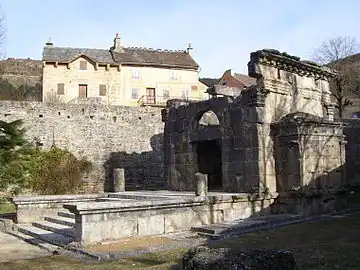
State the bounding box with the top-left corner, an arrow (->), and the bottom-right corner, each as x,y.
132,69 -> 141,79
170,70 -> 180,81
80,60 -> 87,70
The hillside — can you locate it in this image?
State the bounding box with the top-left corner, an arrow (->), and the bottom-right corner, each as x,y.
325,53 -> 360,118
0,58 -> 42,101
0,58 -> 42,86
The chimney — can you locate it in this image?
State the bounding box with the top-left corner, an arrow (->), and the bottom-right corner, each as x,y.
113,33 -> 122,52
186,43 -> 193,54
45,38 -> 53,47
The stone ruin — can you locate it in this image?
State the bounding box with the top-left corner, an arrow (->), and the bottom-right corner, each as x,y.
9,49 -> 351,248
162,49 -> 346,194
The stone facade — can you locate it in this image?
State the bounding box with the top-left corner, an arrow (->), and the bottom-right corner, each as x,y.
0,101 -> 164,192
163,49 -> 346,194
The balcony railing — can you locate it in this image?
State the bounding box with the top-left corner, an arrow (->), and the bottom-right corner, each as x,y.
137,95 -> 208,107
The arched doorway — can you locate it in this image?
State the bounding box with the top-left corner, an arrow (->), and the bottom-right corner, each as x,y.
193,110 -> 223,191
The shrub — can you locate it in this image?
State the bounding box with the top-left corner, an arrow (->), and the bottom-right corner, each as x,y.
0,119 -> 33,195
27,147 -> 92,195
0,119 -> 92,195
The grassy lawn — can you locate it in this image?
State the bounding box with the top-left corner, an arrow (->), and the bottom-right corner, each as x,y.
0,200 -> 15,215
0,212 -> 359,270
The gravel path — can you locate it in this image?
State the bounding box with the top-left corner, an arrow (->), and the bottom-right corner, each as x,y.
0,231 -> 50,263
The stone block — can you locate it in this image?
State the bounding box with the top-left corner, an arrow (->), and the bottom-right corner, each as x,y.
230,161 -> 244,174
81,219 -> 138,246
164,210 -> 223,233
138,215 -> 165,236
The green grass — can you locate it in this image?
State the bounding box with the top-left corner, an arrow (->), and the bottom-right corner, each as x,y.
0,201 -> 15,215
1,212 -> 360,269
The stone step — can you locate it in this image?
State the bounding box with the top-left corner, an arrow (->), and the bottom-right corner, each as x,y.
44,216 -> 75,227
32,221 -> 75,238
96,198 -> 132,202
8,229 -> 62,253
192,214 -> 303,238
58,211 -> 75,219
18,224 -> 74,248
191,224 -> 235,235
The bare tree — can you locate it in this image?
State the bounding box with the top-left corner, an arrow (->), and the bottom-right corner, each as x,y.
313,36 -> 359,64
0,5 -> 6,60
312,36 -> 360,118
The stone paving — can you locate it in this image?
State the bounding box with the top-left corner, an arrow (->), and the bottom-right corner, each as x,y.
0,231 -> 50,263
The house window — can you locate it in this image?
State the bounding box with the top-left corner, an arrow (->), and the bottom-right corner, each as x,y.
99,84 -> 107,96
132,88 -> 139,99
132,69 -> 141,79
163,89 -> 169,100
182,89 -> 189,100
79,60 -> 87,70
57,83 -> 65,95
170,71 -> 179,81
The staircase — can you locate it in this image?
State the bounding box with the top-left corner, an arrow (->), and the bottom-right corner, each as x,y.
13,210 -> 77,252
191,214 -> 303,240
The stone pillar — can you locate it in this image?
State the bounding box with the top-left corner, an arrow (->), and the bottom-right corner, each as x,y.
113,168 -> 125,192
195,172 -> 208,196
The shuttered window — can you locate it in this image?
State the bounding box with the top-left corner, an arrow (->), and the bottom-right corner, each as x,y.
57,83 -> 65,95
99,84 -> 107,96
80,60 -> 87,70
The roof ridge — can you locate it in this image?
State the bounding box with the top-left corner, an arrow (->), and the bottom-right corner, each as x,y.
46,46 -> 110,51
124,46 -> 186,53
46,45 -> 187,54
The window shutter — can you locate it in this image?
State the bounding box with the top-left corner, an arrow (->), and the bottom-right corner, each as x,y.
57,83 -> 65,95
99,84 -> 107,96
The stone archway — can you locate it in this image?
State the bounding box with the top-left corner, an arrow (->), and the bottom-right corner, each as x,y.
193,110 -> 223,191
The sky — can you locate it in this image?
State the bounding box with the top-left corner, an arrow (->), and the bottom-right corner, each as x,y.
1,0 -> 360,78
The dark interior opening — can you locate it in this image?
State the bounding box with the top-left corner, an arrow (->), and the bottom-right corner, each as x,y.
196,139 -> 222,190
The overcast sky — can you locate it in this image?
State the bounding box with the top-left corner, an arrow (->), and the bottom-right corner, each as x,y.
2,0 -> 360,77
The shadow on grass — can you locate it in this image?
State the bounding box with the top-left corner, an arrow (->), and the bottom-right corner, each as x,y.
129,257 -> 167,266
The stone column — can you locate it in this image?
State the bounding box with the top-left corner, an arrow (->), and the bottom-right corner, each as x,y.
113,168 -> 125,192
195,172 -> 208,196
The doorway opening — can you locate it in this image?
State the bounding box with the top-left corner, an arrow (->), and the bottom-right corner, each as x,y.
196,139 -> 222,191
78,84 -> 88,98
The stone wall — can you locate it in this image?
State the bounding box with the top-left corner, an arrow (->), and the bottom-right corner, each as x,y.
0,101 -> 165,192
343,119 -> 360,181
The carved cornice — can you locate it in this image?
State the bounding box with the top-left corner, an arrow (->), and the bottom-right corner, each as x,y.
247,84 -> 270,107
248,49 -> 337,80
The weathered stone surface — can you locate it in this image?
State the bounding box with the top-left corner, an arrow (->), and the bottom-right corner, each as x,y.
12,194 -> 104,223
164,49 -> 345,194
61,192 -> 276,246
182,246 -> 297,270
0,101 -> 165,192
